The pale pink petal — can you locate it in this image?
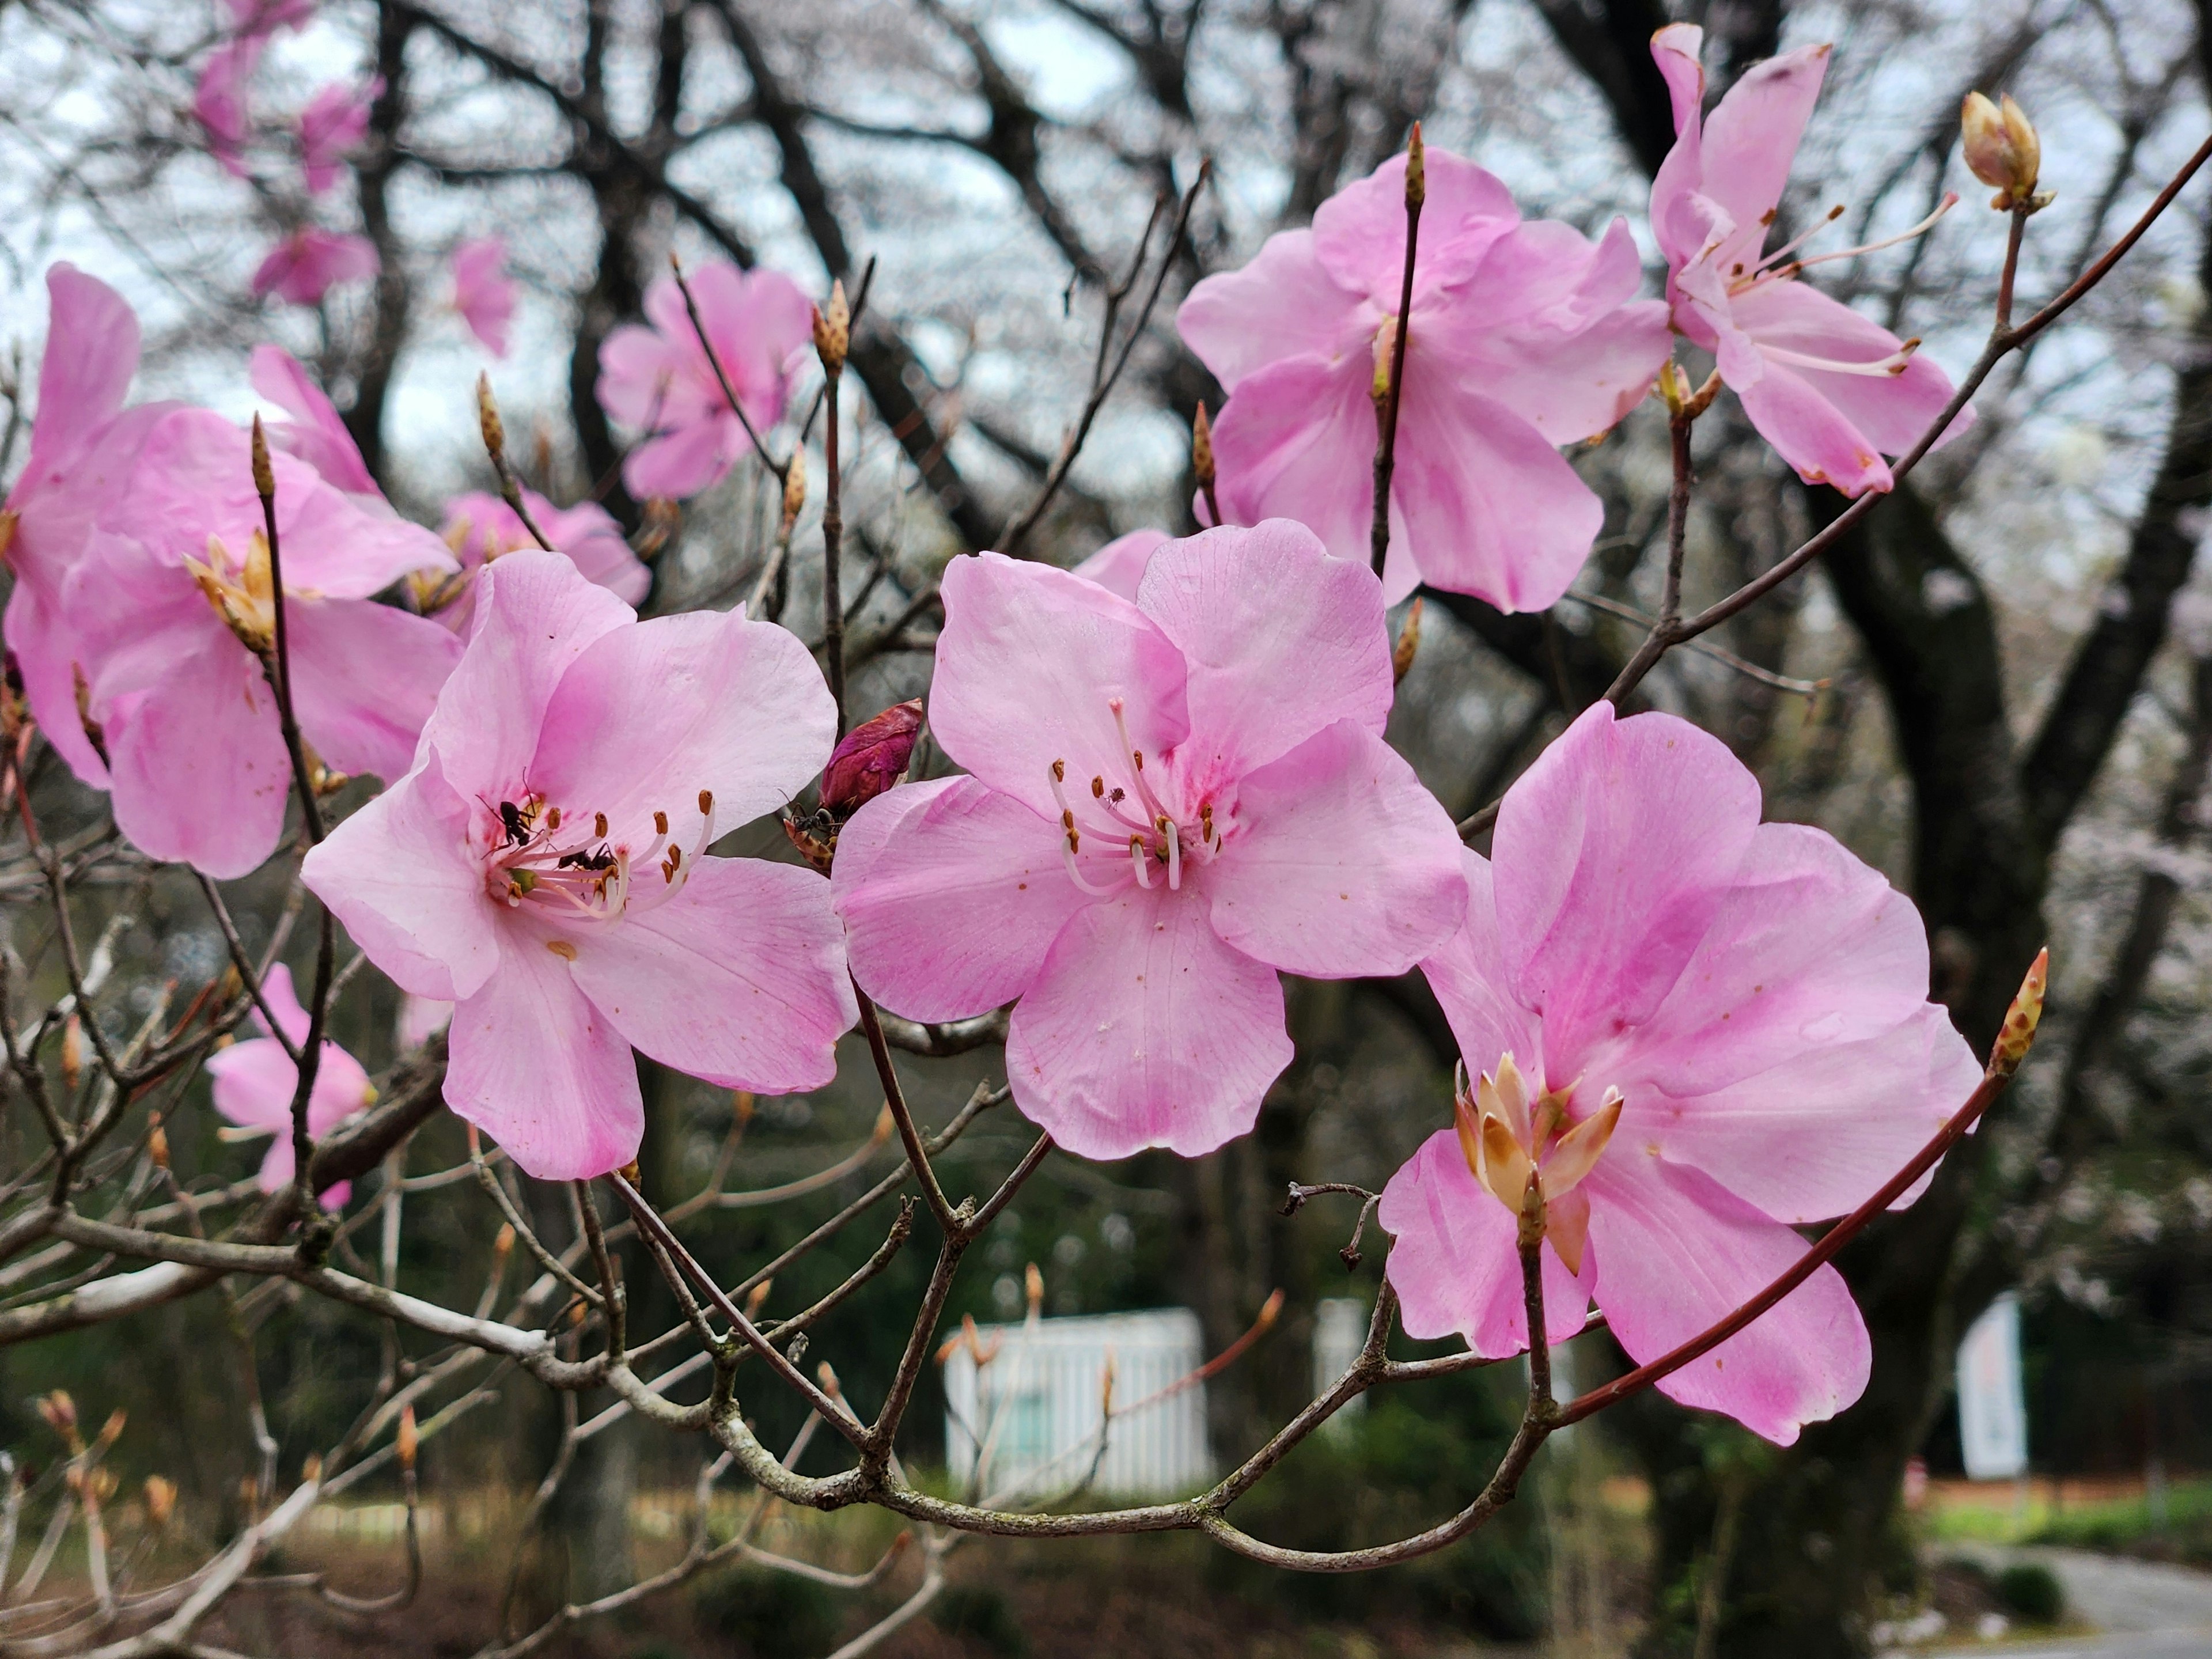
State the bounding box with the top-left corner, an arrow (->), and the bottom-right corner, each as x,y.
531,600 -> 835,835
249,345 -> 378,496
1583,1153 -> 1870,1444
1491,703 -> 1761,1077
1733,361 -> 1895,497
1135,521 -> 1393,778
833,777 -> 1099,1023
1380,1128 -> 1594,1355
301,751 -> 502,1002
397,994 -> 453,1051
452,236 -> 517,357
207,1039 -> 300,1134
1419,850 -> 1546,1079
566,856 -> 855,1094
1388,365 -> 1603,613
271,475 -> 455,597
417,550 -> 632,797
596,324 -> 690,430
249,960 -> 313,1049
24,266 -> 140,472
622,419 -> 734,501
104,628 -> 290,878
1732,278 -> 1972,456
926,552 -> 1190,822
445,923 -> 643,1180
285,597 -> 461,781
1002,885 -> 1292,1160
1071,529 -> 1171,601
1696,44 -> 1832,240
1176,230 -> 1368,391
252,231 -> 378,306
1205,721 -> 1466,979
1312,149 -> 1520,304
298,78 -> 378,195
1598,822 -> 1937,1097
3,582 -> 107,787
1207,354 -> 1375,570
1430,219 -> 1673,444
228,0 -> 315,30
194,36 -> 263,176
1632,1003 -> 1980,1224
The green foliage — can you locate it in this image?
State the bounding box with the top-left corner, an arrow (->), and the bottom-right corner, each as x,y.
692,1563 -> 841,1657
930,1582 -> 1029,1655
1995,1562 -> 2066,1624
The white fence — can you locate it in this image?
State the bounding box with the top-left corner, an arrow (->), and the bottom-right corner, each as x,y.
942,1308 -> 1211,1501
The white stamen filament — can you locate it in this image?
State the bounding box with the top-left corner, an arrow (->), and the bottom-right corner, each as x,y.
1108,698 -> 1169,824
1757,339 -> 1922,378
1059,832 -> 1119,896
1163,817 -> 1181,890
1130,836 -> 1153,888
1730,195 -> 1959,296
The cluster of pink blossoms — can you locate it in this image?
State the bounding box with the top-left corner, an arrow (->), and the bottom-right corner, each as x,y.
0,24 -> 1998,1443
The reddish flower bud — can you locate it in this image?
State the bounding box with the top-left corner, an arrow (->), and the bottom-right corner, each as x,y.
820,699 -> 924,817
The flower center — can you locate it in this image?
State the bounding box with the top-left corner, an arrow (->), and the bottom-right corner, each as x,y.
1455,1051 -> 1622,1272
483,789 -> 716,927
185,531 -> 283,653
1046,697 -> 1222,897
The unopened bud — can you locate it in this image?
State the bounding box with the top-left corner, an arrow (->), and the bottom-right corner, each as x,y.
781,451 -> 807,531
492,1222 -> 515,1263
396,1405 -> 417,1472
1191,402 -> 1215,487
143,1475 -> 176,1528
744,1278 -> 772,1317
1255,1287 -> 1285,1331
96,1408 -> 126,1450
476,373 -> 506,460
1024,1261 -> 1043,1315
820,699 -> 924,817
1406,122 -> 1426,209
1990,946 -> 2048,1079
634,497 -> 681,560
38,1391 -> 77,1437
301,1452 -> 323,1483
1962,92 -> 2041,209
812,281 -> 851,372
816,1359 -> 843,1399
1392,597 -> 1422,686
147,1122 -> 170,1171
0,509 -> 17,568
1100,1353 -> 1116,1415
60,1014 -> 82,1092
250,412 -> 275,499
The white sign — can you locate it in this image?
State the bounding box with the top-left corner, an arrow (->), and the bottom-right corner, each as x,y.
1957,1293 -> 2029,1480
943,1308 -> 1211,1501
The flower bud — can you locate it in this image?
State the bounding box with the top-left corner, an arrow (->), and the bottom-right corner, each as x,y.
744,1277 -> 773,1317
60,1014 -> 82,1093
820,699 -> 924,818
0,509 -> 18,567
250,412 -> 275,500
1962,92 -> 2040,207
301,1451 -> 324,1483
1191,402 -> 1215,488
476,373 -> 506,461
781,450 -> 807,532
1392,597 -> 1422,687
1406,122 -> 1426,209
38,1391 -> 77,1437
1024,1261 -> 1043,1315
143,1475 -> 176,1528
96,1407 -> 126,1450
1990,946 -> 2047,1078
147,1122 -> 170,1171
396,1405 -> 417,1472
634,497 -> 681,561
492,1221 -> 516,1264
812,280 -> 851,373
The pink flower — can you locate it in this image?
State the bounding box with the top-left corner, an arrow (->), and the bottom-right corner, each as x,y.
452,236 -> 517,357
833,521 -> 1467,1161
300,551 -> 857,1180
247,344 -> 381,499
1,266 -> 181,789
252,229 -> 379,307
426,488 -> 650,631
206,963 -> 373,1207
1378,701 -> 1981,1443
60,407 -> 461,876
1177,149 -> 1671,610
1650,25 -> 1971,496
1070,529 -> 1171,601
298,78 -> 380,196
596,262 -> 813,500
194,35 -> 264,179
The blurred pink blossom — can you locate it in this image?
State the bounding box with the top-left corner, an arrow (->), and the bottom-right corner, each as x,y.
252,229 -> 378,306
1178,148 -> 1670,610
1379,700 -> 1981,1443
452,236 -> 517,357
301,552 -> 855,1180
206,963 -> 374,1207
1649,25 -> 1971,496
226,0 -> 315,31
298,77 -> 380,195
427,487 -> 650,631
596,262 -> 812,499
193,35 -> 263,177
1070,528 -> 1171,601
834,521 -> 1466,1161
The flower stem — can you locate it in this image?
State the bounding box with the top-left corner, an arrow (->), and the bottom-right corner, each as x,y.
1369,125 -> 1425,578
